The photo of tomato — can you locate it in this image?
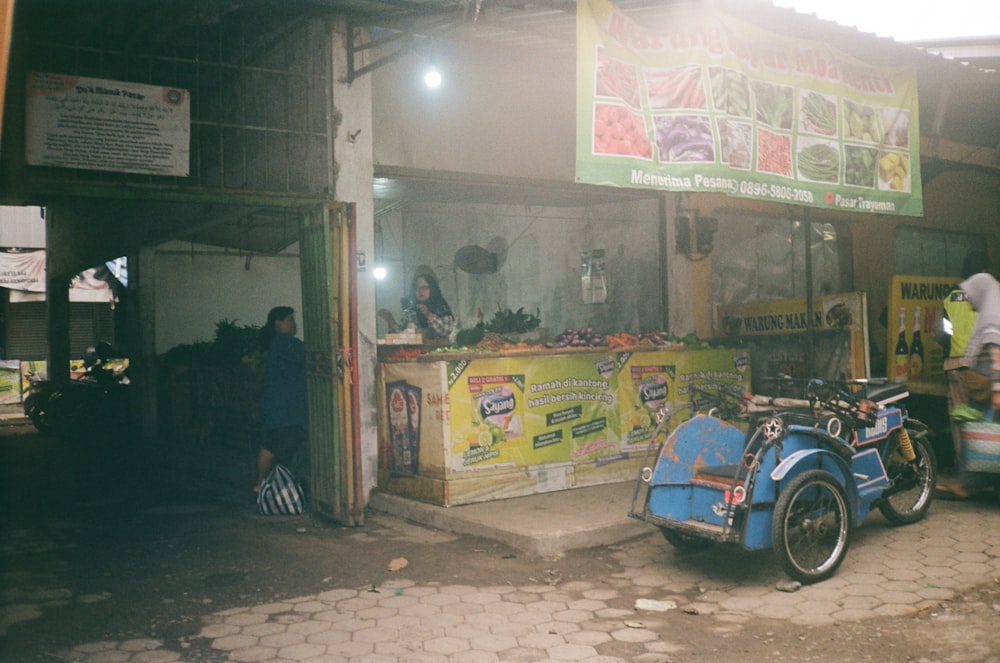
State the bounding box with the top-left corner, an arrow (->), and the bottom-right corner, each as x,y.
592,103 -> 653,159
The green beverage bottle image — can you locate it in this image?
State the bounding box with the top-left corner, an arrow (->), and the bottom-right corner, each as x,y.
893,307 -> 909,383
909,306 -> 924,381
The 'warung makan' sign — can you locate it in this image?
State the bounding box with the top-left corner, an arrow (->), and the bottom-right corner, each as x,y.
576,0 -> 922,216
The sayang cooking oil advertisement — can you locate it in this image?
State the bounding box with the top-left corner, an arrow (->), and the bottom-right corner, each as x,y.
444,349 -> 751,473
447,354 -> 621,472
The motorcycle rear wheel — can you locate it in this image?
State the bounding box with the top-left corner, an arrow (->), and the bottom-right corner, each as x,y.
877,427 -> 936,525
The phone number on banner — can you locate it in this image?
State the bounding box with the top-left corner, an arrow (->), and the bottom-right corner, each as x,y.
656,172 -> 816,204
736,180 -> 814,204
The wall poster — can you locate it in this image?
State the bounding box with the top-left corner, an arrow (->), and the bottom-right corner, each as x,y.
26,72 -> 190,176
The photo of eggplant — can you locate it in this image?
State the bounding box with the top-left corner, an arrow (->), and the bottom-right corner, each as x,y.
717,118 -> 752,170
645,65 -> 706,110
709,67 -> 751,117
751,81 -> 793,129
654,115 -> 715,163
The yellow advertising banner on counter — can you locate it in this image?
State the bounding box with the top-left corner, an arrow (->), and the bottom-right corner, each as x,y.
379,347 -> 751,505
887,275 -> 955,386
445,350 -> 753,474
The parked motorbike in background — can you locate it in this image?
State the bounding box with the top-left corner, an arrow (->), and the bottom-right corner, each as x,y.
23,341 -> 131,442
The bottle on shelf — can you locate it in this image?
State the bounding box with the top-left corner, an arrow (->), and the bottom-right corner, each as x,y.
893,307 -> 909,383
909,306 -> 924,381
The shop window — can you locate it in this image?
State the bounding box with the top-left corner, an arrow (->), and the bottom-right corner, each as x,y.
712,216 -> 841,306
893,227 -> 983,277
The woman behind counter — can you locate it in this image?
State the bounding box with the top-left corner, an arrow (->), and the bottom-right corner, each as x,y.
379,272 -> 455,340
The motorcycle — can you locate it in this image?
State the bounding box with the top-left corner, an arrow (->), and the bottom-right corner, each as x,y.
23,342 -> 131,441
629,377 -> 936,583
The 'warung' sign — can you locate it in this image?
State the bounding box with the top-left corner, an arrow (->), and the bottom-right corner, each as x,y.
576,0 -> 922,216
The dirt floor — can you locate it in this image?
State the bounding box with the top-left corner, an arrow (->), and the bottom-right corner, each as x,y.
1,419 -> 998,663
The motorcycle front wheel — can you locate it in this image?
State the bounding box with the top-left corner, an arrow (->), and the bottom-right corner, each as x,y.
772,469 -> 850,584
877,426 -> 937,525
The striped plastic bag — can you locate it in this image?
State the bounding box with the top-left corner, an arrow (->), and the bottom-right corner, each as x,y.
256,464 -> 305,515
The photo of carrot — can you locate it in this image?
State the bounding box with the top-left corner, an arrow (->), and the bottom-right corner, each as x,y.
645,65 -> 706,110
595,47 -> 641,108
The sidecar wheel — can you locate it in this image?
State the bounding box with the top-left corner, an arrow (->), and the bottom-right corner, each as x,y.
660,528 -> 712,552
772,469 -> 850,584
877,428 -> 937,525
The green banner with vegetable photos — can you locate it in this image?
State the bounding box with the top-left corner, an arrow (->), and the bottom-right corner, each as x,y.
576,0 -> 922,216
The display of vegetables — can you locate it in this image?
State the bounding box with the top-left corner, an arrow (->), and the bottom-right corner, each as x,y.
709,67 -> 750,117
593,103 -> 653,158
843,100 -> 880,142
645,65 -> 705,110
595,47 -> 640,108
751,81 -> 793,129
484,306 -> 541,334
756,128 -> 792,176
384,327 -> 719,361
844,145 -> 878,187
800,91 -> 837,135
796,142 -> 840,183
551,327 -> 606,348
654,115 -> 715,162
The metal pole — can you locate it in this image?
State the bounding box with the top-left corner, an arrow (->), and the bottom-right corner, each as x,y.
803,208 -> 815,377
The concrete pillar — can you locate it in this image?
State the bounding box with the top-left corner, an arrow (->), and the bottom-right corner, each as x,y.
330,20 -> 378,500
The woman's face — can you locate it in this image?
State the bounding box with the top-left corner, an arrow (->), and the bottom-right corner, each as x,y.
275,314 -> 297,335
414,278 -> 431,303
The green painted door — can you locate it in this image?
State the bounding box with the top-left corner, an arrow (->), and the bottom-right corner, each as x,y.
299,203 -> 363,525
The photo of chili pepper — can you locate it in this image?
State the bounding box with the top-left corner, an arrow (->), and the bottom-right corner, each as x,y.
653,114 -> 715,163
595,47 -> 641,108
796,140 -> 840,183
645,65 -> 706,110
592,102 -> 653,159
756,128 -> 792,176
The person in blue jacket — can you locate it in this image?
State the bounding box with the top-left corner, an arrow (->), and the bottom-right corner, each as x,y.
254,306 -> 307,493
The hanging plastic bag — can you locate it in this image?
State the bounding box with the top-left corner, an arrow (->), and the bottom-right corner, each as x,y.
256,464 -> 305,515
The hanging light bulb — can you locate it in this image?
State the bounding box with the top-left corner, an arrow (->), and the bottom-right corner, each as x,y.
423,65 -> 442,89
